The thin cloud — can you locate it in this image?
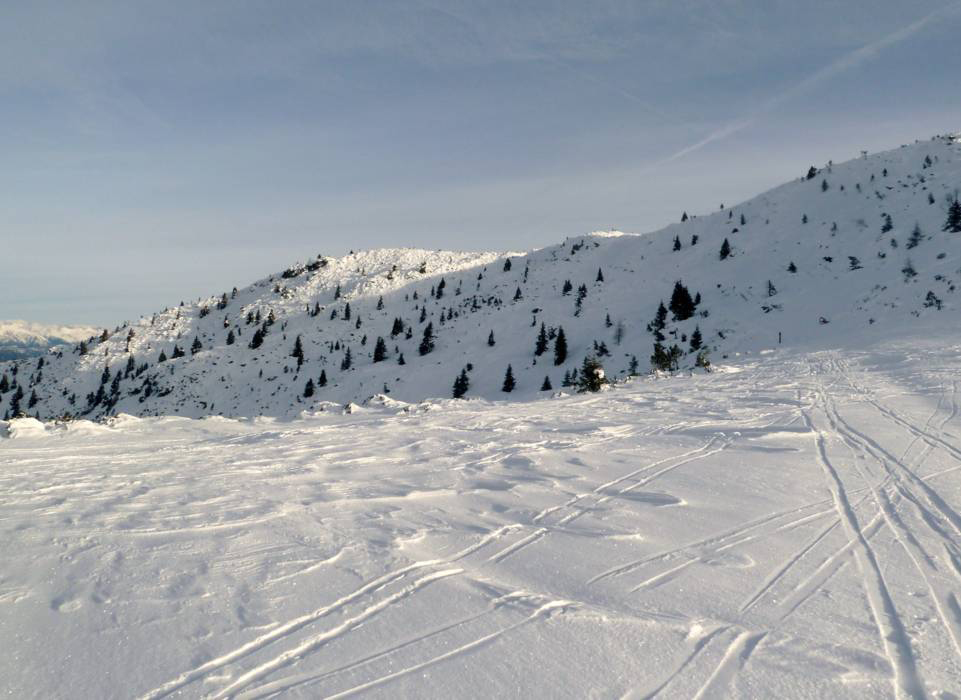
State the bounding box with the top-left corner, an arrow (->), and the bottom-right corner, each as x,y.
662,1 -> 961,164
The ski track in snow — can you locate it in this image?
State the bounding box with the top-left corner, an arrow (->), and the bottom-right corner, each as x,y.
3,340 -> 961,698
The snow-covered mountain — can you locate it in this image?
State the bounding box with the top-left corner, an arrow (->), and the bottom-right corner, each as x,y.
3,134 -> 960,420
0,320 -> 100,362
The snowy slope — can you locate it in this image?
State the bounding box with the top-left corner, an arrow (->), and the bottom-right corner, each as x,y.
2,134 -> 960,419
2,331 -> 961,697
0,320 -> 99,361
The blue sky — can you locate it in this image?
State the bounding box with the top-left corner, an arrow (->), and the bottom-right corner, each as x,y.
5,1 -> 960,325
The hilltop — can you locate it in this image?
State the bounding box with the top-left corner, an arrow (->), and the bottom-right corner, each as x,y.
2,134 -> 960,419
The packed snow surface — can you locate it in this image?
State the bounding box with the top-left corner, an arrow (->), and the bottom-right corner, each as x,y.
3,333 -> 961,698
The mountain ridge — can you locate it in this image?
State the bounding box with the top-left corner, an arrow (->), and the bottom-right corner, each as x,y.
2,133 -> 960,419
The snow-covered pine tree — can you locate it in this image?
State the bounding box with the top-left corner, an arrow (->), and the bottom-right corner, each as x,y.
577,356 -> 606,393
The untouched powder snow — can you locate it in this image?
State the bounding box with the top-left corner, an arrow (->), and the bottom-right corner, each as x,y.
3,330 -> 961,697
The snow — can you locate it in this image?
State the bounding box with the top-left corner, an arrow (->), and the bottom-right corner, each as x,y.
4,135 -> 961,420
3,134 -> 961,696
3,334 -> 961,697
0,320 -> 99,361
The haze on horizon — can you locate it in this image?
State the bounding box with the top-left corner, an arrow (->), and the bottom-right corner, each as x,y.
5,0 -> 960,326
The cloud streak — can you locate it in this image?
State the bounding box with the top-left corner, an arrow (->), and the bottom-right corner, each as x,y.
662,0 -> 961,164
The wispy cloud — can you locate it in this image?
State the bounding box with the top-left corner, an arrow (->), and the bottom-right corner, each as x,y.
662,1 -> 961,163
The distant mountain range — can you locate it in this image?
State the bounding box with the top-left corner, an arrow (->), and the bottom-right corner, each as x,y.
2,134 -> 960,419
0,321 -> 100,362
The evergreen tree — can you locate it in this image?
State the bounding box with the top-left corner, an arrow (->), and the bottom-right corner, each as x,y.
907,223 -> 924,249
304,378 -> 315,397
28,389 -> 38,409
943,199 -> 961,233
503,258 -> 512,272
376,296 -> 384,310
190,336 -> 202,354
767,280 -> 777,297
487,330 -> 495,347
561,279 -> 573,296
719,238 -> 731,260
340,346 -> 353,371
513,286 -> 523,301
596,268 -> 604,282
806,166 -> 817,180
452,369 -> 470,399
788,261 -> 797,273
398,352 -> 406,365
0,374 -> 8,393
690,326 -> 703,352
390,317 -> 405,336
673,235 -> 681,251
681,211 -> 688,222
669,281 -> 696,321
534,323 -> 549,356
419,307 -> 427,323
158,350 -> 168,363
540,375 -> 552,391
553,327 -> 568,366
802,214 -> 808,224
318,370 -> 328,387
821,179 -> 829,192
79,341 -> 88,356
334,284 -> 341,300
650,342 -> 671,372
10,386 -> 23,415
881,213 -> 893,233
691,234 -> 699,246
291,335 -> 305,368
694,348 -> 711,369
249,327 -> 265,349
501,365 -> 516,392
577,356 -> 606,393
343,303 -> 351,321
171,345 -> 185,359
373,336 -> 388,362
628,355 -> 639,375
647,301 -> 668,340
419,323 -> 435,356
226,329 -> 236,345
